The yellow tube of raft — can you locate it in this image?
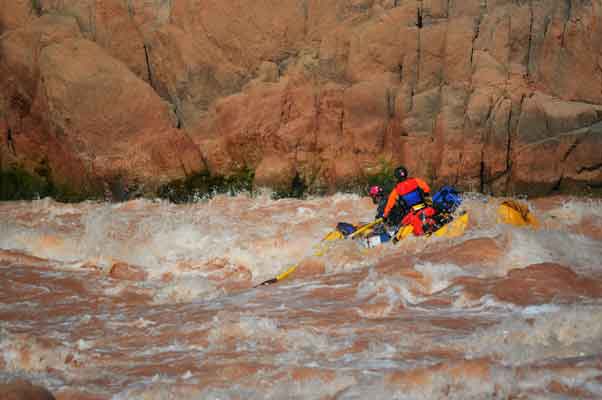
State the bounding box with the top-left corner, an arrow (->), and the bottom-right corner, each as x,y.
433,212 -> 469,238
497,200 -> 540,229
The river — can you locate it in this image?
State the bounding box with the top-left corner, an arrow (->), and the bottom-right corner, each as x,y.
1,193 -> 601,399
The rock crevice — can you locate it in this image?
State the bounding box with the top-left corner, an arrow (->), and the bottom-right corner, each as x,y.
0,0 -> 600,197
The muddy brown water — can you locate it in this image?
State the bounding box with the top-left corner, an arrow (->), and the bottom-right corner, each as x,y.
1,194 -> 601,399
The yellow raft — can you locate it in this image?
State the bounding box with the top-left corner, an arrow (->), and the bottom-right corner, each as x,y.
497,200 -> 540,228
336,212 -> 470,244
260,198 -> 540,287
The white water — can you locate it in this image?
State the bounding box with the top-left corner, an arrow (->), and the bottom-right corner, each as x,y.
1,193 -> 601,399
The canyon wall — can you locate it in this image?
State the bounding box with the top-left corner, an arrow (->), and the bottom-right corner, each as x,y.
1,0 -> 601,197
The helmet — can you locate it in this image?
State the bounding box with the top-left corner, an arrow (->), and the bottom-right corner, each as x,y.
369,185 -> 383,205
369,185 -> 383,197
394,166 -> 408,182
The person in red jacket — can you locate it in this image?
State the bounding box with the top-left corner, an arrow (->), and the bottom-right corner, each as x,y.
382,166 -> 437,237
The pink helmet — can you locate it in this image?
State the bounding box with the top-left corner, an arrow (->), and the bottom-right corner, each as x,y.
369,185 -> 383,197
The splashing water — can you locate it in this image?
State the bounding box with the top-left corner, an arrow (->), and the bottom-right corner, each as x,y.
1,193 -> 602,399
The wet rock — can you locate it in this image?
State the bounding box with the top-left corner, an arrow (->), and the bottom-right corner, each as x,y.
0,379 -> 55,400
108,262 -> 148,281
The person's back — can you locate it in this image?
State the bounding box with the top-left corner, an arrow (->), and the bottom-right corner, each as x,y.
383,166 -> 437,237
382,167 -> 430,215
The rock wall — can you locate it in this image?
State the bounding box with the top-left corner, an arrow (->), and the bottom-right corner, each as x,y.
1,0 -> 601,197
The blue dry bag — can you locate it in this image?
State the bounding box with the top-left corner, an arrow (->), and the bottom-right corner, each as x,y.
336,222 -> 357,236
432,186 -> 462,213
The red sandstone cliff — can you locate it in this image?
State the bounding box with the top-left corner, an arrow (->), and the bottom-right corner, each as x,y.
1,0 -> 601,196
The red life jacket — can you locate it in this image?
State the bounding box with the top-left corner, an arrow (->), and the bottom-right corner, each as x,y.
383,178 -> 431,219
402,206 -> 437,236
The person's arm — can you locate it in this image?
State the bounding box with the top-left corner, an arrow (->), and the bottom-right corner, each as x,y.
376,198 -> 386,218
416,178 -> 431,194
383,187 -> 399,218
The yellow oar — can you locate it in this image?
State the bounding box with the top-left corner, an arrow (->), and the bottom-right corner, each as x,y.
349,218 -> 383,239
322,230 -> 344,241
316,218 -> 384,255
256,218 -> 384,287
393,224 -> 414,242
321,217 -> 383,242
256,264 -> 300,286
497,200 -> 540,228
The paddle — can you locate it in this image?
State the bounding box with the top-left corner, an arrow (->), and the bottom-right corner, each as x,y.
349,218 -> 383,239
392,224 -> 413,243
256,218 -> 384,287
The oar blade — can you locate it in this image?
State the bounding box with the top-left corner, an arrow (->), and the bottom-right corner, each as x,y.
322,230 -> 344,241
255,278 -> 278,287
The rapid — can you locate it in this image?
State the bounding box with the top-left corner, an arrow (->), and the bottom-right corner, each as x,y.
1,193 -> 602,399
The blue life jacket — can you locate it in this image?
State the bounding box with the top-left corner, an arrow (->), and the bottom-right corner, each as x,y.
402,190 -> 424,208
432,186 -> 462,213
394,178 -> 428,208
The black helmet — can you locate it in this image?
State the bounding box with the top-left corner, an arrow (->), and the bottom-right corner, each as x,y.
394,166 -> 408,182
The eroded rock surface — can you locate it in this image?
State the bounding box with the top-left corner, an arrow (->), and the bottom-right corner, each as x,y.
1,0 -> 601,195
